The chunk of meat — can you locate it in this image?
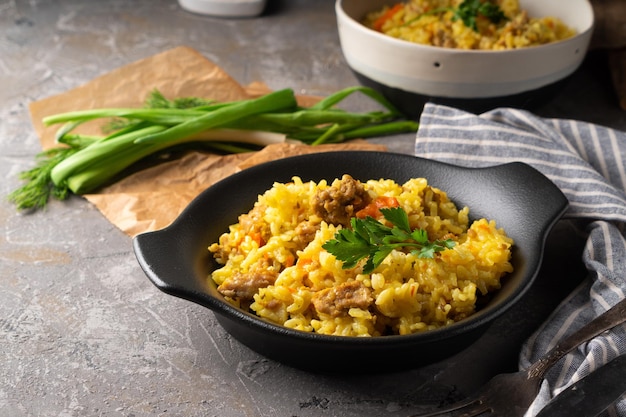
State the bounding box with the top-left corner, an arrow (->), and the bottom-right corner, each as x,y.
432,29 -> 457,48
509,10 -> 530,35
209,205 -> 269,262
217,270 -> 277,300
311,280 -> 373,318
313,175 -> 371,226
293,220 -> 320,251
238,204 -> 270,242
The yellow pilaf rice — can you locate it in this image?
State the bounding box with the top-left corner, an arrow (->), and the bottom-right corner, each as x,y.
362,0 -> 576,50
209,176 -> 514,337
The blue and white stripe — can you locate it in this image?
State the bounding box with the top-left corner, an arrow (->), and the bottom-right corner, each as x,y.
414,103 -> 626,417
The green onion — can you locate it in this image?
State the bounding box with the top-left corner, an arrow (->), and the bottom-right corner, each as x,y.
9,86 -> 419,211
132,88 -> 298,145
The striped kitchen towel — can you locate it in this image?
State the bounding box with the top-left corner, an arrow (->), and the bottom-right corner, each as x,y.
414,103 -> 626,417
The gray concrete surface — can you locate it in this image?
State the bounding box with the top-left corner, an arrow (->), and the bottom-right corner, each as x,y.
1,1 -> 625,416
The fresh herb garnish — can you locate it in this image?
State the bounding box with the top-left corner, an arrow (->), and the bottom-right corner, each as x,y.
404,0 -> 508,32
454,0 -> 507,31
322,207 -> 456,273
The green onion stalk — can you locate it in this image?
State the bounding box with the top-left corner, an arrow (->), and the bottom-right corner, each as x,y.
8,86 -> 419,211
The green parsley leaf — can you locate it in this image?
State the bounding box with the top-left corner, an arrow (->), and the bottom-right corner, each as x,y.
322,206 -> 456,273
411,228 -> 428,245
381,206 -> 411,232
454,0 -> 507,31
321,227 -> 372,270
404,0 -> 508,33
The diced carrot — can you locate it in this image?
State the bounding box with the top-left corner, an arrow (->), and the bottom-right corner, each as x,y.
284,254 -> 295,268
296,257 -> 313,268
372,3 -> 404,31
249,231 -> 265,247
356,196 -> 400,218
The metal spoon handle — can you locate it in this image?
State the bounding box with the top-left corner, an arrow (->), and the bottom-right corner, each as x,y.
527,297 -> 626,379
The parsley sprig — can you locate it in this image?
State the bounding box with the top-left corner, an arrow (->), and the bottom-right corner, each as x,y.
322,207 -> 456,274
405,0 -> 508,32
454,0 -> 507,31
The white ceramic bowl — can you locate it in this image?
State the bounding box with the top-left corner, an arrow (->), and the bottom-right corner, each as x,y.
336,0 -> 594,114
178,0 -> 266,17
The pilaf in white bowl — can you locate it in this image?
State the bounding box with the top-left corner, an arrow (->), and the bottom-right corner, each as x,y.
336,0 -> 595,115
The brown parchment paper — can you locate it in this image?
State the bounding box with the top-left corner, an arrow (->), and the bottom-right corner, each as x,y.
28,46 -> 386,237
